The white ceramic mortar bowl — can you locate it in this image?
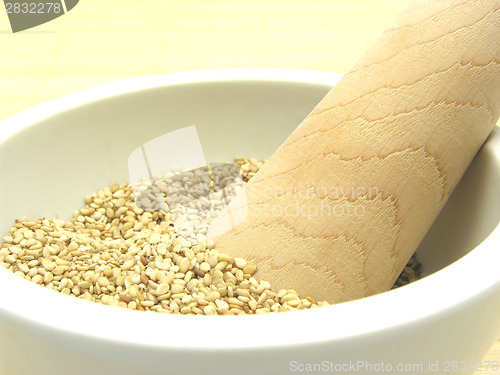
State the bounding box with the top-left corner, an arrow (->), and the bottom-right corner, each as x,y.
0,69 -> 498,375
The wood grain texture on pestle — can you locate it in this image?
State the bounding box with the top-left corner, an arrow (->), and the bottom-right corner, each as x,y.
215,0 -> 500,303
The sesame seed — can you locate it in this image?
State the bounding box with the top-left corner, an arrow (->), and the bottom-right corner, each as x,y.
203,305 -> 217,316
234,258 -> 247,269
97,277 -> 110,287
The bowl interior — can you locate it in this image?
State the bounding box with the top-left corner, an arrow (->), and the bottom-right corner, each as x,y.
0,69 -> 499,353
417,129 -> 500,274
0,75 -> 329,228
0,70 -> 498,277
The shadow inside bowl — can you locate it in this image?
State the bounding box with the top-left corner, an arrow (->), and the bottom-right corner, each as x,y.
416,129 -> 500,274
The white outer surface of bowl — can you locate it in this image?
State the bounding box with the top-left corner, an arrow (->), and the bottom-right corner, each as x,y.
0,69 -> 498,375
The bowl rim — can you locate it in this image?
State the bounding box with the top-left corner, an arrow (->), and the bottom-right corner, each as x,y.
0,68 -> 499,350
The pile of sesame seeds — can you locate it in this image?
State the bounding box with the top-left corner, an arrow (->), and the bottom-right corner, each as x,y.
0,158 -> 424,315
392,255 -> 425,289
235,157 -> 266,181
131,162 -> 245,246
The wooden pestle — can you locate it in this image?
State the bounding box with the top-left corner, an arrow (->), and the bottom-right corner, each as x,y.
214,0 -> 500,303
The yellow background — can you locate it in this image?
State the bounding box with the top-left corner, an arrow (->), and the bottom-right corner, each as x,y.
0,0 -> 498,368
